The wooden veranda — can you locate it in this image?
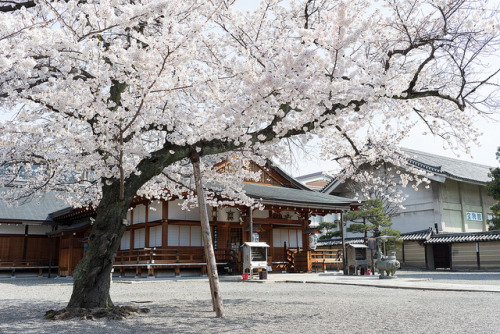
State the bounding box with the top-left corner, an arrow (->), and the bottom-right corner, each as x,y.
112,247 -> 343,277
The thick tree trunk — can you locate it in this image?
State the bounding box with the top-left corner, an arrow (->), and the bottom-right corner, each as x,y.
191,153 -> 225,318
66,183 -> 132,309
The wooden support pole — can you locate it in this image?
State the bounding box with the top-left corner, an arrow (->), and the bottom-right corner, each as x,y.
341,212 -> 347,275
191,153 -> 225,318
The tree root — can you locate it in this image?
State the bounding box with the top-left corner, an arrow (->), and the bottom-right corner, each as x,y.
45,305 -> 150,321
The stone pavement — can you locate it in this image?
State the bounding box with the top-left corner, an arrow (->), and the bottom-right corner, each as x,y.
240,270 -> 500,293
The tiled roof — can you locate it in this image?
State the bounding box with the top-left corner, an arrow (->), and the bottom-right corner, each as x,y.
304,179 -> 331,190
243,183 -> 356,210
266,161 -> 310,190
321,148 -> 496,193
402,148 -> 494,184
318,229 -> 500,246
317,237 -> 365,246
401,228 -> 433,241
296,171 -> 332,181
424,230 -> 500,244
0,189 -> 68,223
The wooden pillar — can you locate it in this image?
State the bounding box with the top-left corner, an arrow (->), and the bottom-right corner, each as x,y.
69,235 -> 74,276
162,201 -> 169,248
145,226 -> 150,248
22,225 -> 29,261
242,211 -> 250,243
303,212 -> 309,250
48,234 -> 53,278
269,223 -> 274,261
145,203 -> 150,248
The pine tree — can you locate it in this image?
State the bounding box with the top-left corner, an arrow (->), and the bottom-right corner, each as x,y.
318,221 -> 342,240
344,199 -> 400,240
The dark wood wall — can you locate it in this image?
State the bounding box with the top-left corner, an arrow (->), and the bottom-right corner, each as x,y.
0,235 -> 56,263
58,234 -> 84,276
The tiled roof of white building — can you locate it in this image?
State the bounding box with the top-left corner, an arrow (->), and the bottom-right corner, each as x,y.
402,148 -> 494,184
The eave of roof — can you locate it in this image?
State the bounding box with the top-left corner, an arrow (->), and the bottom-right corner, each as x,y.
320,148 -> 495,194
265,160 -> 310,190
424,230 -> 500,244
296,171 -> 332,180
242,183 -> 357,211
403,148 -> 493,185
47,220 -> 92,236
401,228 -> 434,241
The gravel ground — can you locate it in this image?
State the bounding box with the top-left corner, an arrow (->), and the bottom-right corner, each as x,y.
0,274 -> 499,334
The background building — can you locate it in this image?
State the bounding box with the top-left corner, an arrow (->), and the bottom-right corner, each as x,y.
322,148 -> 496,235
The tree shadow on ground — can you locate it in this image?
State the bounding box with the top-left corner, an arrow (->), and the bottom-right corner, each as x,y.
0,295 -> 310,334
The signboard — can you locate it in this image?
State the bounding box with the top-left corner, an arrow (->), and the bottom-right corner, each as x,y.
466,212 -> 483,221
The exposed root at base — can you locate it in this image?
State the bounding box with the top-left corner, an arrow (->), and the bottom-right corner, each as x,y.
45,305 -> 150,320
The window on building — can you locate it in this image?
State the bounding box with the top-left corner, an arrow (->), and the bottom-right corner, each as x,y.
120,231 -> 131,250
133,204 -> 147,224
134,228 -> 145,249
273,229 -> 303,248
168,225 -> 202,247
149,201 -> 163,222
149,225 -> 162,247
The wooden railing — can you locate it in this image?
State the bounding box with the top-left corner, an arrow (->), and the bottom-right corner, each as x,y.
0,259 -> 57,276
113,248 -> 235,276
310,250 -> 343,272
274,249 -> 343,273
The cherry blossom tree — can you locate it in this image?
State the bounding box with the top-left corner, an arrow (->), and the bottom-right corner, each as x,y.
1,0 -> 499,317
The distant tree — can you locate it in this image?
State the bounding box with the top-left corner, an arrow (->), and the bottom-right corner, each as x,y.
341,161 -> 416,218
344,199 -> 400,240
318,221 -> 342,240
488,203 -> 500,231
486,148 -> 500,231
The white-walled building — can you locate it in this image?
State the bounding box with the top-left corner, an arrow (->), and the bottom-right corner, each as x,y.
322,148 -> 496,235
